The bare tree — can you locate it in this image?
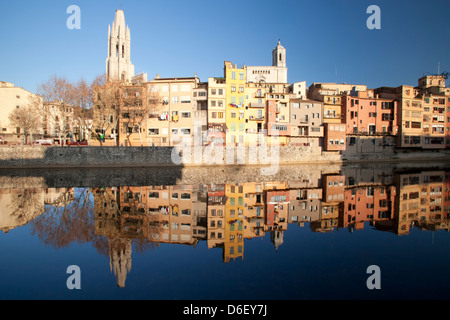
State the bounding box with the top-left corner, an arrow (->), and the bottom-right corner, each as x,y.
8,99 -> 42,144
92,75 -> 123,146
37,75 -> 76,146
71,78 -> 95,144
120,84 -> 162,146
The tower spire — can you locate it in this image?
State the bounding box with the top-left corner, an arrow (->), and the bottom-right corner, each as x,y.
106,9 -> 135,82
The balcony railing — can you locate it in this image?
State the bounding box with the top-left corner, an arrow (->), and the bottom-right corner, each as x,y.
249,102 -> 265,108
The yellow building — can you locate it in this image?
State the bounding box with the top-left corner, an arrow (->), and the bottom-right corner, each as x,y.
0,81 -> 43,144
224,61 -> 246,146
223,183 -> 245,262
245,82 -> 267,146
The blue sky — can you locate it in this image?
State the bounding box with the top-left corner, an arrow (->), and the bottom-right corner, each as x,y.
1,0 -> 449,93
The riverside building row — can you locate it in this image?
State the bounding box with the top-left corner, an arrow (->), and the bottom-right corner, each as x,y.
1,9 -> 449,151
86,71 -> 450,152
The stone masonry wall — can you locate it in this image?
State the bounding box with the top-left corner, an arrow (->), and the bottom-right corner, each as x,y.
0,145 -> 448,168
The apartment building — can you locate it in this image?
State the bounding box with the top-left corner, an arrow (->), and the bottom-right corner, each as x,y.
145,76 -> 200,147
323,123 -> 346,152
223,183 -> 245,262
308,82 -> 367,124
0,81 -> 43,144
224,61 -> 246,146
341,91 -> 398,136
245,82 -> 267,146
395,171 -> 447,234
266,84 -> 291,146
374,80 -> 449,149
206,184 -> 226,249
289,99 -> 324,147
192,82 -> 208,145
207,77 -> 226,146
288,188 -> 322,226
342,185 -> 395,231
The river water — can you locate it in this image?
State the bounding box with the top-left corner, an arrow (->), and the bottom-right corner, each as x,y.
1,162 -> 450,300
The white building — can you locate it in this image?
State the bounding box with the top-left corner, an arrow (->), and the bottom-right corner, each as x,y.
0,81 -> 42,144
246,41 -> 288,84
106,10 -> 135,82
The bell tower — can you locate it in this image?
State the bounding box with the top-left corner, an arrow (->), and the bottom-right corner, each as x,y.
272,40 -> 286,68
106,10 -> 135,82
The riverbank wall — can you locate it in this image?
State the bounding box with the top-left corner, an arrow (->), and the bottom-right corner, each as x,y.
0,145 -> 449,169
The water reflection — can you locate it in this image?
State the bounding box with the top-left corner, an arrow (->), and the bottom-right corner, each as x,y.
1,165 -> 450,289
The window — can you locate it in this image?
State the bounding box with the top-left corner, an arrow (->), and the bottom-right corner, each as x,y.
181,111 -> 191,118
180,84 -> 190,91
181,193 -> 191,199
181,96 -> 191,103
148,128 -> 159,135
231,72 -> 236,80
272,125 -> 287,131
239,72 -> 244,80
171,96 -> 178,104
181,128 -> 191,135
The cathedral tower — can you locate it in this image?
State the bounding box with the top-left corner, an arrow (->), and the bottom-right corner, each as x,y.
106,10 -> 135,82
272,40 -> 286,68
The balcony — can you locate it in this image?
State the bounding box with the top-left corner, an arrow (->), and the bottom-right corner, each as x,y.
249,102 -> 265,108
324,114 -> 341,119
248,115 -> 264,121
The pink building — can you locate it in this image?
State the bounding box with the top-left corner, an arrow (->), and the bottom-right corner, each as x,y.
323,123 -> 346,151
342,92 -> 398,136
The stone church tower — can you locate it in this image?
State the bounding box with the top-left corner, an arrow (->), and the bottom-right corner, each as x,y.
272,40 -> 286,68
106,10 -> 135,82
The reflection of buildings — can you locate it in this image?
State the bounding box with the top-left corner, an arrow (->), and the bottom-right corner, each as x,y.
394,171 -> 450,235
90,167 -> 450,285
0,186 -> 73,233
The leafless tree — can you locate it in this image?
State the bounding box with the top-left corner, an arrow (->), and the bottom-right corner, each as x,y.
120,84 -> 162,146
92,75 -> 123,146
8,98 -> 42,144
37,75 -> 76,145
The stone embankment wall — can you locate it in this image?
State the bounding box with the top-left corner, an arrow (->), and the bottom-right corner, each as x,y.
0,145 -> 341,168
0,145 -> 449,169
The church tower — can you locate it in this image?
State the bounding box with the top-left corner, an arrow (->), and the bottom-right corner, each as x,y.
272,40 -> 286,68
106,10 -> 135,82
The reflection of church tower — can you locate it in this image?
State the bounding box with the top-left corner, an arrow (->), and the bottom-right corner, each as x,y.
270,230 -> 284,251
109,237 -> 132,288
106,10 -> 135,82
272,40 -> 286,68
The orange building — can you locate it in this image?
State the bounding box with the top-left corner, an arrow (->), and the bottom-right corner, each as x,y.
342,91 -> 398,136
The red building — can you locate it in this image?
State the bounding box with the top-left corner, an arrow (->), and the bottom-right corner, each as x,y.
342,185 -> 395,231
342,91 -> 398,136
323,123 -> 346,151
